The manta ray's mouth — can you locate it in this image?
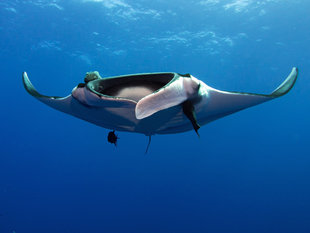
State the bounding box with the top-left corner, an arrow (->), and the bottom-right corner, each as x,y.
88,73 -> 176,102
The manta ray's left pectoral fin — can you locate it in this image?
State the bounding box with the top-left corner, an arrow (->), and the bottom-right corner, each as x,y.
269,67 -> 298,97
200,67 -> 298,125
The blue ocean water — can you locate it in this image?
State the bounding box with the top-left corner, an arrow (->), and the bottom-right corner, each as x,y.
1,0 -> 310,232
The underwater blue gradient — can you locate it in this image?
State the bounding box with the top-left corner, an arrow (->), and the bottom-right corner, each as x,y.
1,0 -> 310,232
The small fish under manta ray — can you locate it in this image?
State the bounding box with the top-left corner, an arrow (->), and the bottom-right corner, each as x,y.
22,67 -> 298,153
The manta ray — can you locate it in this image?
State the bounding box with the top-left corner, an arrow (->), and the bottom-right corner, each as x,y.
22,67 -> 298,151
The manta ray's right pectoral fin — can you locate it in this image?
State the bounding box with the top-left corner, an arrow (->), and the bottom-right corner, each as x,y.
22,72 -> 74,114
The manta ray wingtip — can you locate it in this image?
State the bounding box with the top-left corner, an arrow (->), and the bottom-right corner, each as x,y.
22,72 -> 40,97
271,67 -> 298,97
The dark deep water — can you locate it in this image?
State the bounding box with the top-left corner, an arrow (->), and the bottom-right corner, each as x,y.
1,1 -> 310,232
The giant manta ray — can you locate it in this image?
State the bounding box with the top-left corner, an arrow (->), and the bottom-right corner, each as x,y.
23,67 -> 298,150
